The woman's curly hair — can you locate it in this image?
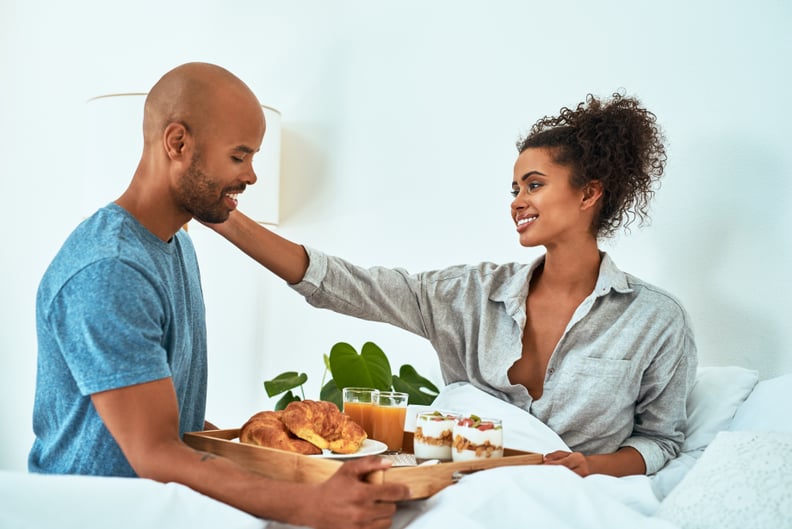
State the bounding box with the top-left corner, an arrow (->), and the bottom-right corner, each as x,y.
516,92 -> 666,239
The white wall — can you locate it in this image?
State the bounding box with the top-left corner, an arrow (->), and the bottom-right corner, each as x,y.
2,0 -> 790,471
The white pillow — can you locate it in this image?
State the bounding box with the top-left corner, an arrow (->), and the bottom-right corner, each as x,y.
729,373 -> 792,433
683,366 -> 758,452
655,431 -> 792,529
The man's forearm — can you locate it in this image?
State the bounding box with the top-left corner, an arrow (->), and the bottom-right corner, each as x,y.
136,438 -> 321,525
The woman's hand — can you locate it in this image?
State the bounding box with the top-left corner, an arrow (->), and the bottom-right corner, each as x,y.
543,446 -> 646,477
543,450 -> 591,476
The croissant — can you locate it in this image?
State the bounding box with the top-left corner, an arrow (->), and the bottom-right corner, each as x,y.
239,410 -> 322,455
282,400 -> 367,454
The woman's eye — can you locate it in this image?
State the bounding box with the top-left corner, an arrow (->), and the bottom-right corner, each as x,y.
231,156 -> 244,163
511,182 -> 542,197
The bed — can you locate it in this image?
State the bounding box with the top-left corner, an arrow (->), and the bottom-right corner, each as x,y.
2,366 -> 790,529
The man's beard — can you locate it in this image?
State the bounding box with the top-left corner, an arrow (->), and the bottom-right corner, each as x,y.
180,152 -> 236,224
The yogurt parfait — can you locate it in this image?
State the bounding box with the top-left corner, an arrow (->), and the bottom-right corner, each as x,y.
452,414 -> 504,462
413,411 -> 458,462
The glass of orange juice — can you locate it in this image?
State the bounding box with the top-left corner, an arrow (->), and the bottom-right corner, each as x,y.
342,387 -> 380,439
371,391 -> 409,452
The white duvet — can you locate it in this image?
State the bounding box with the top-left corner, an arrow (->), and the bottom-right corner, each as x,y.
394,382 -> 680,529
393,465 -> 676,529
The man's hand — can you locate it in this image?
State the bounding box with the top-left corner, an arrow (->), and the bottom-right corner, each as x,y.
296,456 -> 410,529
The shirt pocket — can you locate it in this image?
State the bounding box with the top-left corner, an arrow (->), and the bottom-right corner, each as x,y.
554,356 -> 634,434
566,356 -> 632,378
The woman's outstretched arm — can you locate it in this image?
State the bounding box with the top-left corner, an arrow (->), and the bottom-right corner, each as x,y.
206,210 -> 309,284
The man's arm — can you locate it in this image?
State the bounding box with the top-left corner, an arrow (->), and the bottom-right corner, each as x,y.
207,210 -> 308,284
91,378 -> 409,529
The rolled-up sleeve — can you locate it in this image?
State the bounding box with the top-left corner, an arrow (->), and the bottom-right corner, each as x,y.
292,246 -> 328,296
622,315 -> 697,474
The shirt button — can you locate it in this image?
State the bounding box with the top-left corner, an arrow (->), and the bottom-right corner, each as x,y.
548,368 -> 555,375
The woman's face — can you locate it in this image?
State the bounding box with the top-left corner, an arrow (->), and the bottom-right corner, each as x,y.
510,147 -> 595,249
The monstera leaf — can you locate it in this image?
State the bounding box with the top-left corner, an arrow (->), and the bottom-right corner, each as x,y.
263,371 -> 308,410
392,364 -> 440,405
319,378 -> 342,409
274,390 -> 302,410
328,341 -> 392,390
263,371 -> 307,397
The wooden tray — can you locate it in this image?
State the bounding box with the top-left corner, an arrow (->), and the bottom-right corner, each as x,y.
184,429 -> 542,499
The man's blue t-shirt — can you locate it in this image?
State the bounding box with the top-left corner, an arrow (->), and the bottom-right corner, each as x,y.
29,204 -> 208,477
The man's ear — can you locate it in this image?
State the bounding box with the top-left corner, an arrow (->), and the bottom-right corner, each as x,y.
581,180 -> 604,210
163,122 -> 190,161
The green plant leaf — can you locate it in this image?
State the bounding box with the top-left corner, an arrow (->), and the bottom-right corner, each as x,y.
392,364 -> 440,405
274,391 -> 301,411
263,371 -> 308,398
328,342 -> 392,390
319,378 -> 342,410
361,342 -> 393,388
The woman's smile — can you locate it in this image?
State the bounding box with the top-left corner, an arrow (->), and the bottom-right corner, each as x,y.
515,214 -> 538,232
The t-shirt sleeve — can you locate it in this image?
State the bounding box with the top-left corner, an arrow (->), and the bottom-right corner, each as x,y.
44,258 -> 172,395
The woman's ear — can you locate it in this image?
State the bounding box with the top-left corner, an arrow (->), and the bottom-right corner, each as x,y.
163,122 -> 190,161
581,180 -> 604,210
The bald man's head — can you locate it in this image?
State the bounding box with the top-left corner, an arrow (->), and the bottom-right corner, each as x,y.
143,62 -> 262,148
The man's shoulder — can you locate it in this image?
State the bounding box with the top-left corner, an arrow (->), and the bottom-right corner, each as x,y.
45,210 -> 125,273
38,207 -> 160,301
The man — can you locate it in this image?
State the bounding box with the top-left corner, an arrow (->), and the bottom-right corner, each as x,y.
30,62 -> 408,529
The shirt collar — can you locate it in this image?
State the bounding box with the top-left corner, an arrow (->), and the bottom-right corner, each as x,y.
596,252 -> 633,296
489,252 -> 633,309
488,255 -> 542,318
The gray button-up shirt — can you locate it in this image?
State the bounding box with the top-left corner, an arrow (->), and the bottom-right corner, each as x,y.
292,248 -> 697,474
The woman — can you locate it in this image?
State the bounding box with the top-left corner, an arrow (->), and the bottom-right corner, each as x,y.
209,92 -> 697,478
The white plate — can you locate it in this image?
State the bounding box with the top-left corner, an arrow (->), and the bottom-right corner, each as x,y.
310,439 -> 388,459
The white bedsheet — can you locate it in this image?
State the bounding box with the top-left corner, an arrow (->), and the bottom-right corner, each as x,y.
394,465 -> 678,529
0,466 -> 678,529
0,470 -> 266,529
